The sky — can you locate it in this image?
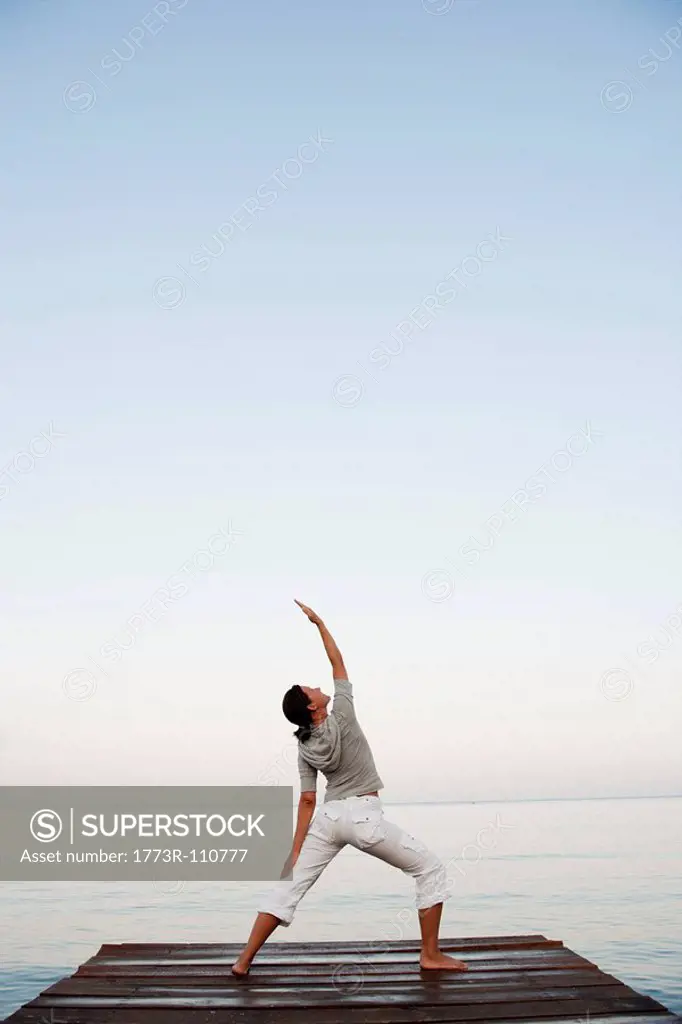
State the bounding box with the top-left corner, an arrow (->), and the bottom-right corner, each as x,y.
1,0 -> 681,803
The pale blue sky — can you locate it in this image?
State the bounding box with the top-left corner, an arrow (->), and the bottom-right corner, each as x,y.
1,0 -> 680,801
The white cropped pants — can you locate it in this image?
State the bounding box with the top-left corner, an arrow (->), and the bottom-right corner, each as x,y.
259,794 -> 450,927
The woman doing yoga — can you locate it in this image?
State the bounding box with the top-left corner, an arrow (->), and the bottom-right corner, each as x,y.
231,600 -> 467,976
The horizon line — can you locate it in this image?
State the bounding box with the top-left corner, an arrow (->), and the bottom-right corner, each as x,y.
380,793 -> 682,806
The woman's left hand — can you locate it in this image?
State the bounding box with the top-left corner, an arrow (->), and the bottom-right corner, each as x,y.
280,847 -> 299,878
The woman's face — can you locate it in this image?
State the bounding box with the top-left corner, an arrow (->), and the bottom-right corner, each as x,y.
301,685 -> 330,711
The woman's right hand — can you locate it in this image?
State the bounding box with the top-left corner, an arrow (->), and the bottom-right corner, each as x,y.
294,599 -> 322,626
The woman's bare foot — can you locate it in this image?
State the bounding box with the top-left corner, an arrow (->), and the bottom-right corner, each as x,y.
231,959 -> 250,977
420,951 -> 468,971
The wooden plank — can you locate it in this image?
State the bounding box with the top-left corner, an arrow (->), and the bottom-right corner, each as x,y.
9,1007 -> 679,1024
236,1012 -> 681,1024
2,1011 -> 119,1024
84,949 -> 592,968
77,952 -> 595,977
43,969 -> 621,997
30,986 -> 664,1009
78,958 -> 585,974
80,957 -> 597,979
87,938 -> 564,962
26,996 -> 666,1020
94,934 -> 553,956
70,965 -> 606,988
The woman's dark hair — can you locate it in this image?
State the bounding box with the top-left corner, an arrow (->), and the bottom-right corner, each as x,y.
282,685 -> 313,742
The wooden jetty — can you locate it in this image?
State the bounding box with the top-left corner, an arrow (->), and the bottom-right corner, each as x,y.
4,933 -> 681,1023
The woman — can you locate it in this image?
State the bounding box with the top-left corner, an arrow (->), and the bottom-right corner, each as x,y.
231,600 -> 467,976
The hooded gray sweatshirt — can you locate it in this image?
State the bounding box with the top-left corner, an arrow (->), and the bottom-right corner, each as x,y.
297,679 -> 384,802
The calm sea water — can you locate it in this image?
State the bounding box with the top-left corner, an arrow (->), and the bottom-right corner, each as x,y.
1,796 -> 680,1020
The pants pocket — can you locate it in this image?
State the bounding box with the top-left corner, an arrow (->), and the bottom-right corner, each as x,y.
350,803 -> 387,850
309,803 -> 341,839
399,832 -> 429,856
